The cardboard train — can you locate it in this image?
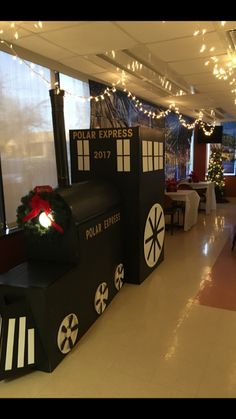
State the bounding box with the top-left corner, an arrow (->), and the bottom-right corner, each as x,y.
0,127 -> 165,380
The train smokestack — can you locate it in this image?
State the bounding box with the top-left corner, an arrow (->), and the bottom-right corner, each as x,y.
49,88 -> 70,188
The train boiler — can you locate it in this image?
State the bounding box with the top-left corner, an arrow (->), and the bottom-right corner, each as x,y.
0,179 -> 123,380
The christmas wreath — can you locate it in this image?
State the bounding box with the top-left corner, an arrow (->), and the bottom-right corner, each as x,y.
17,185 -> 71,240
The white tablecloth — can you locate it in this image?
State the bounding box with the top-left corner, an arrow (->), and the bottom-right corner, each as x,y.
188,182 -> 216,215
165,190 -> 200,231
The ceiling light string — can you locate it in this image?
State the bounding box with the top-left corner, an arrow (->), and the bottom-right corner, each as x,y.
121,86 -> 216,133
175,106 -> 216,134
194,21 -> 236,104
0,35 -> 216,134
0,39 -> 52,87
0,21 -> 43,43
63,77 -> 125,102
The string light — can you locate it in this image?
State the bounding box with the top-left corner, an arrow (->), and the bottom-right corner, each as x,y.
193,21 -> 236,105
0,23 -> 216,135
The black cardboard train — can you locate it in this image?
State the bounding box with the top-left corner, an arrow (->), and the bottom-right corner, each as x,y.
0,126 -> 165,380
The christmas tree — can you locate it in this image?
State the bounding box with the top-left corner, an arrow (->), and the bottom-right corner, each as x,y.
206,147 -> 225,202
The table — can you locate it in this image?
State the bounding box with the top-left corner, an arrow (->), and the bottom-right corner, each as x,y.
165,190 -> 200,231
186,181 -> 216,215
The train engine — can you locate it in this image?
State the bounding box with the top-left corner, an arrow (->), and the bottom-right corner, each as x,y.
0,179 -> 123,380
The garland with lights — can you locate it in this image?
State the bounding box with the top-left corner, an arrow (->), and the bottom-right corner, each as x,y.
17,185 -> 71,240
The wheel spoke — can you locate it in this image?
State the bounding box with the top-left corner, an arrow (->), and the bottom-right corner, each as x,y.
118,265 -> 123,275
145,233 -> 154,244
68,337 -> 74,349
153,239 -> 156,264
71,324 -> 79,332
154,206 -> 157,229
61,337 -> 67,350
148,216 -> 155,233
147,238 -> 154,260
68,314 -> 73,328
156,237 -> 161,250
156,211 -> 162,229
156,226 -> 164,235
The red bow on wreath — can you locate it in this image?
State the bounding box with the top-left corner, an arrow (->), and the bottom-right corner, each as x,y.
22,187 -> 64,234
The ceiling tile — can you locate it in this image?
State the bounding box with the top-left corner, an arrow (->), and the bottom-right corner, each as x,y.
18,21 -> 83,33
168,55 -> 228,75
116,21 -> 215,43
93,71 -> 122,84
61,56 -> 106,74
40,22 -> 137,55
195,81 -> 231,93
147,32 -> 226,62
0,22 -> 32,42
184,72 -> 218,84
15,35 -> 74,60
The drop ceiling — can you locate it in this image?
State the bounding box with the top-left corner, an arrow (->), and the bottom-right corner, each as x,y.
1,20 -> 236,122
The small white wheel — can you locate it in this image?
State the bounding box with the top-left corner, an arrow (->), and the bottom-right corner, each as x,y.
114,263 -> 124,290
144,203 -> 165,268
57,313 -> 79,354
94,282 -> 109,314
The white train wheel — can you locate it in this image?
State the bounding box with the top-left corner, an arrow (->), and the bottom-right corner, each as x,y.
57,313 -> 79,354
144,203 -> 165,268
94,282 -> 109,314
114,263 -> 124,290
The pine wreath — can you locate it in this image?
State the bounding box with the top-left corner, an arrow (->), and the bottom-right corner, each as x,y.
17,186 -> 71,240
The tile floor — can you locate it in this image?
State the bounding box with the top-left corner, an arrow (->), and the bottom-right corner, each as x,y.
1,198 -> 236,398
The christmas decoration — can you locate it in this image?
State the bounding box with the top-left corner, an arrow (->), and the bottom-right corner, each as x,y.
206,147 -> 225,202
166,178 -> 178,192
189,170 -> 199,182
17,186 -> 71,239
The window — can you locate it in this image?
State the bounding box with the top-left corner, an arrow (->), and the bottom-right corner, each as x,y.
77,140 -> 90,171
165,113 -> 192,180
0,50 -> 57,226
59,73 -> 90,180
116,139 -> 130,172
142,141 -> 163,173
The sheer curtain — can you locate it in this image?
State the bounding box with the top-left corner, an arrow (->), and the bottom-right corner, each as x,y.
60,73 -> 90,182
0,50 -> 57,226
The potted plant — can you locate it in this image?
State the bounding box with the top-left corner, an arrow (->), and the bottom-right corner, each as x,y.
166,178 -> 178,192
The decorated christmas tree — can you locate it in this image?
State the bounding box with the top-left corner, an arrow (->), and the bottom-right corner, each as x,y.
206,147 -> 225,202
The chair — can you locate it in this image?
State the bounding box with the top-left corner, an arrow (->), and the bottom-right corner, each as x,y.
163,195 -> 179,235
196,188 -> 207,211
175,184 -> 193,224
177,183 -> 193,190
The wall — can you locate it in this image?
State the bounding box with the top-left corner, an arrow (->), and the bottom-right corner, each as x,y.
224,176 -> 236,196
193,140 -> 207,181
